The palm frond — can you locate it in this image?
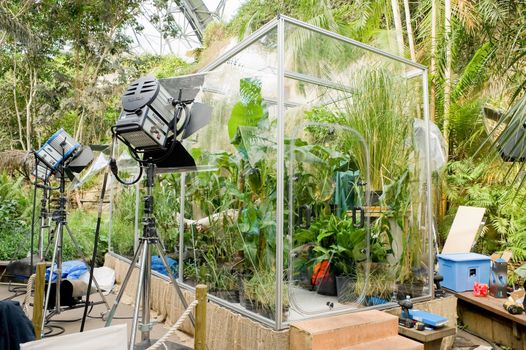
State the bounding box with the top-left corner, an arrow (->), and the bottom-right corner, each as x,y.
452,42 -> 494,102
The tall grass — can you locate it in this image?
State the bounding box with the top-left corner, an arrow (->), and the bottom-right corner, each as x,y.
333,68 -> 415,191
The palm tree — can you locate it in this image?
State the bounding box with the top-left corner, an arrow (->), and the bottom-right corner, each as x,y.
443,0 -> 452,148
390,0 -> 406,55
403,0 -> 416,61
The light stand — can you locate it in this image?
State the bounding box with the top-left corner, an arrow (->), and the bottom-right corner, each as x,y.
104,74 -> 211,349
41,142 -> 110,337
0,155 -> 50,299
105,161 -> 194,349
37,177 -> 50,261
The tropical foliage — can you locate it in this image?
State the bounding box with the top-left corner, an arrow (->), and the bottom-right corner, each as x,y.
0,0 -> 525,319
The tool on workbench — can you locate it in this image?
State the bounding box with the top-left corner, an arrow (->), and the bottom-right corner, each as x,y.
415,322 -> 425,331
398,297 -> 415,328
503,299 -> 524,315
400,296 -> 448,328
434,274 -> 445,298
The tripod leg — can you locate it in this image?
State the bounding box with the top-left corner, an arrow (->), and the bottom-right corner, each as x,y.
41,222 -> 60,337
154,241 -> 195,327
130,241 -> 149,349
141,241 -> 151,343
104,241 -> 143,327
64,224 -> 110,309
44,224 -> 56,258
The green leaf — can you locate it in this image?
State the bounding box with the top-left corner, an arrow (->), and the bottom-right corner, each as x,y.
227,78 -> 267,141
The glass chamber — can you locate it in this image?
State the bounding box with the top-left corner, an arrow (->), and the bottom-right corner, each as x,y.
108,15 -> 434,330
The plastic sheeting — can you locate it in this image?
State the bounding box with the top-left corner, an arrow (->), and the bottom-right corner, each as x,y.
151,256 -> 178,277
20,324 -> 127,350
45,260 -> 88,282
79,266 -> 116,292
413,119 -> 447,173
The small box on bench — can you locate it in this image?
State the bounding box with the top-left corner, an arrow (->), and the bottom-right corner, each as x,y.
438,253 -> 490,292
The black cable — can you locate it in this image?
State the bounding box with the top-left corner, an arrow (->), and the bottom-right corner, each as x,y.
43,324 -> 65,337
87,312 -> 133,320
30,154 -> 38,274
108,131 -> 143,186
80,168 -> 110,332
51,317 -> 82,323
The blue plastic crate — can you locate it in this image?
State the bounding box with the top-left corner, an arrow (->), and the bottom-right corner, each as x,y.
438,253 -> 490,292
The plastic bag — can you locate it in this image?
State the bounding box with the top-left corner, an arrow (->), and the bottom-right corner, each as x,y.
413,119 -> 448,173
79,266 -> 116,292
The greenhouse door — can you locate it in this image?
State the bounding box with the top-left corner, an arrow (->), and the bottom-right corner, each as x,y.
287,122 -> 372,320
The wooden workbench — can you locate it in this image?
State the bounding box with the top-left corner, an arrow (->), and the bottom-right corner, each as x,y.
399,325 -> 456,350
455,291 -> 526,350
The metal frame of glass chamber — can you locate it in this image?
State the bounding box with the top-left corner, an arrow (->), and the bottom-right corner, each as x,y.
107,15 -> 434,331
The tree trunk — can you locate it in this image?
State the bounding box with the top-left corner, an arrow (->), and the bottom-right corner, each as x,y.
390,0 -> 405,56
403,0 -> 416,62
430,0 -> 437,122
12,54 -> 25,150
75,109 -> 85,143
443,0 -> 452,148
25,68 -> 37,151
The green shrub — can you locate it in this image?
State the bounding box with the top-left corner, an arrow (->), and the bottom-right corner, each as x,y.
0,173 -> 32,260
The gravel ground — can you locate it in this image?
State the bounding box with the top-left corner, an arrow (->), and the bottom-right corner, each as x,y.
452,329 -> 503,350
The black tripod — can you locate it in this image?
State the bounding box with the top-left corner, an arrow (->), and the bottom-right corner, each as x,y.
41,157 -> 109,336
105,161 -> 194,350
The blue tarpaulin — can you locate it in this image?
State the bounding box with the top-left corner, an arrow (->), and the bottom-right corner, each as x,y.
151,256 -> 178,277
45,260 -> 88,282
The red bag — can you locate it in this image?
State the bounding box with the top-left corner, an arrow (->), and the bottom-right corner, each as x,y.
473,282 -> 488,297
311,260 -> 331,287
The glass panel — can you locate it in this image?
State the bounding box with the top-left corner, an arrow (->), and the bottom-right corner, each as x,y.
287,121 -> 371,318
282,19 -> 432,322
181,28 -> 280,322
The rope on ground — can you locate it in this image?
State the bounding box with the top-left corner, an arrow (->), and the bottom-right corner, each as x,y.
147,299 -> 198,350
22,274 -> 36,314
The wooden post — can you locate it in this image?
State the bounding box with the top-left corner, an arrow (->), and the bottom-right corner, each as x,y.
194,284 -> 207,350
32,262 -> 46,339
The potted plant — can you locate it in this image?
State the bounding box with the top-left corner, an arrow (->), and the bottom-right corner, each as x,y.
245,271 -> 289,320
202,252 -> 240,303
295,215 -> 368,299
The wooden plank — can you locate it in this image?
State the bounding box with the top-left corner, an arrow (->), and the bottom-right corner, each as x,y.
398,325 -> 456,342
194,284 -> 207,350
455,292 -> 526,326
32,262 -> 46,339
442,206 -> 485,253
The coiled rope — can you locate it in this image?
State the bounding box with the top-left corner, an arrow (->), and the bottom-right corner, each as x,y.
147,299 -> 198,350
22,274 -> 36,314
